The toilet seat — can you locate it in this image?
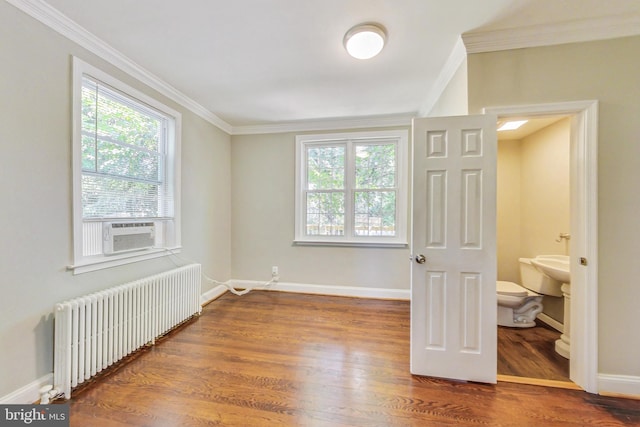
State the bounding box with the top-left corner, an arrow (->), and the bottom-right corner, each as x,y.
497,280 -> 528,297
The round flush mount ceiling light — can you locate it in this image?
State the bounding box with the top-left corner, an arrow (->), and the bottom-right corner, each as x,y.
344,23 -> 387,59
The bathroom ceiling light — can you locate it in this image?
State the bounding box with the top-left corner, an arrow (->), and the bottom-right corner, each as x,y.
498,120 -> 528,131
344,23 -> 387,59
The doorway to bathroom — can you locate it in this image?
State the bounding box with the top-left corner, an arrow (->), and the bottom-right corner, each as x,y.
487,101 -> 599,392
496,114 -> 572,386
409,101 -> 597,393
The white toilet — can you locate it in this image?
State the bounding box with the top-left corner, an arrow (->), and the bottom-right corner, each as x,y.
497,258 -> 562,328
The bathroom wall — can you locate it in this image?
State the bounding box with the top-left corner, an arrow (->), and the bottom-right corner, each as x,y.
497,118 -> 570,323
497,139 -> 522,282
520,118 -> 571,258
522,118 -> 570,322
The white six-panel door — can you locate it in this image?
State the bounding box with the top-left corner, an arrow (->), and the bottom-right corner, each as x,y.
410,115 -> 497,383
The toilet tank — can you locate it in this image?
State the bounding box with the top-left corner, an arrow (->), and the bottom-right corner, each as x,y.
518,258 -> 563,297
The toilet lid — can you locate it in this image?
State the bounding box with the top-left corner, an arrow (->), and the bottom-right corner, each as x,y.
497,281 -> 528,297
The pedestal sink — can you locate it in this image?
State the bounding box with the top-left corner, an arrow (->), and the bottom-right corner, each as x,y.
530,255 -> 570,283
530,255 -> 571,359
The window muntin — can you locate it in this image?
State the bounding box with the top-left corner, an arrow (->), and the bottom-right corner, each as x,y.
71,58 -> 181,273
295,130 -> 407,246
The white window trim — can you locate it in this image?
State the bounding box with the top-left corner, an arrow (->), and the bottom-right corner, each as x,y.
294,129 -> 408,247
69,57 -> 182,274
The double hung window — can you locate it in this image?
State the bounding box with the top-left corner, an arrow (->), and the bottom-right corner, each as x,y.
295,130 -> 408,246
71,58 -> 181,273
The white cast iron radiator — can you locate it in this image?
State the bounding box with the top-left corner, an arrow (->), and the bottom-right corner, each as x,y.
53,263 -> 202,399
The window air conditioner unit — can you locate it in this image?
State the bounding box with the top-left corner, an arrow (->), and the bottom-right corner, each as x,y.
103,222 -> 155,255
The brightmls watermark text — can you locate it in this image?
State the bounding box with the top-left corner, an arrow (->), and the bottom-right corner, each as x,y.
1,405 -> 68,426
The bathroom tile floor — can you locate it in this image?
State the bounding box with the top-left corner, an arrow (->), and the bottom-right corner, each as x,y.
498,320 -> 570,381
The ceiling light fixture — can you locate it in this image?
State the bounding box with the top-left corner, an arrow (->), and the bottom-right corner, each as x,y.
344,23 -> 387,60
497,120 -> 528,131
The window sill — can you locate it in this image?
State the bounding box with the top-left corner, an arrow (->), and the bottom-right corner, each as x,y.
68,247 -> 181,275
293,240 -> 408,248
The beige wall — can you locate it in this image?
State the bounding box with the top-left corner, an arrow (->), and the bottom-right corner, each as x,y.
497,119 -> 570,321
0,2 -> 231,398
520,118 -> 571,258
497,140 -> 522,282
230,129 -> 411,290
469,36 -> 640,377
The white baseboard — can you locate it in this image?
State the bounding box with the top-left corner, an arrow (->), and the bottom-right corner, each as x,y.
537,313 -> 564,333
231,280 -> 411,300
598,374 -> 640,398
200,284 -> 228,305
0,373 -> 52,404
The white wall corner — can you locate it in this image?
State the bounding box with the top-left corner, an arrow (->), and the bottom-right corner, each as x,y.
417,36 -> 467,117
201,285 -> 228,306
598,374 -> 640,398
0,373 -> 53,405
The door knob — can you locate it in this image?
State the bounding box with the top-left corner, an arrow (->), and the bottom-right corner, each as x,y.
415,254 -> 426,264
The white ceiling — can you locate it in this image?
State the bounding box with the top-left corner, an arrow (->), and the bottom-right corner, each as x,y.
33,0 -> 640,131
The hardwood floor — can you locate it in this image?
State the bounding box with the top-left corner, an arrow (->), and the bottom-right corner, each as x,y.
66,291 -> 640,426
498,321 -> 570,381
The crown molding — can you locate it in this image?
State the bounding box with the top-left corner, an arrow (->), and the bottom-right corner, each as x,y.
462,13 -> 640,54
230,114 -> 413,135
6,0 -> 233,134
417,36 -> 466,117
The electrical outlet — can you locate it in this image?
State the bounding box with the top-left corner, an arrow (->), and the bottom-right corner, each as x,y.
272,266 -> 278,277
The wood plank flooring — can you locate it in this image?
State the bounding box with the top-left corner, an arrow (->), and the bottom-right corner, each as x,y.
66,291 -> 640,426
498,321 -> 570,381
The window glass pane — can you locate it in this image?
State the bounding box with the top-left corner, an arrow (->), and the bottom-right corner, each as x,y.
306,192 -> 344,235
81,85 -> 98,171
307,146 -> 344,190
83,77 -> 164,152
81,76 -> 169,220
95,95 -> 162,152
82,78 -> 165,182
82,135 -> 97,172
354,191 -> 396,236
82,175 -> 159,218
355,143 -> 396,189
96,140 -> 160,182
81,84 -> 97,124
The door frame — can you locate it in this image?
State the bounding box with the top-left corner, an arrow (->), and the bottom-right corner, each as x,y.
485,101 -> 599,393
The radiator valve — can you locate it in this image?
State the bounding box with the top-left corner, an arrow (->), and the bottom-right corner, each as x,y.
39,385 -> 61,404
39,385 -> 53,404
